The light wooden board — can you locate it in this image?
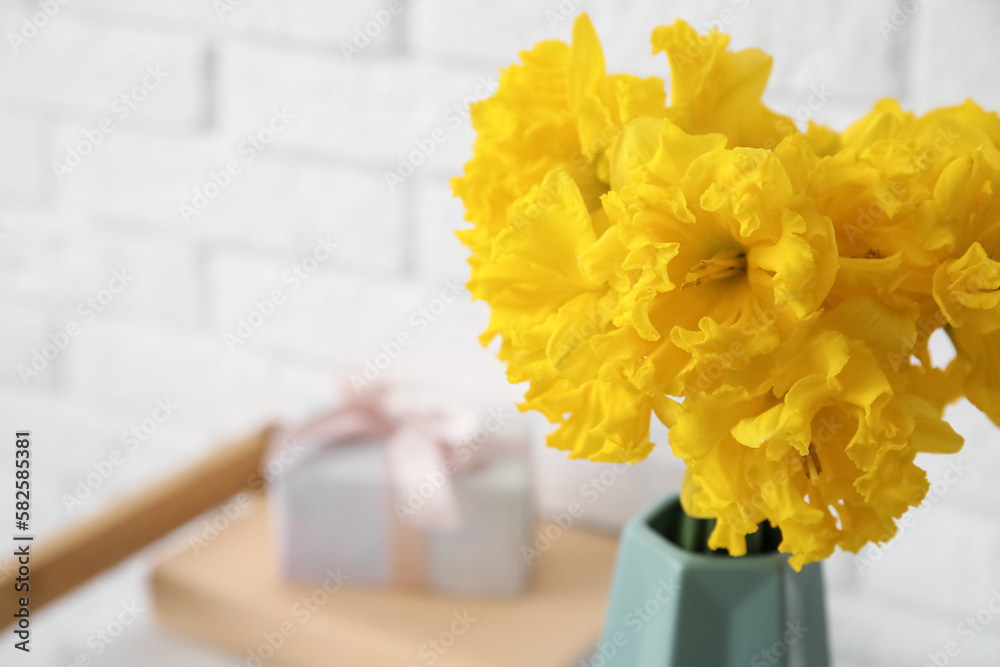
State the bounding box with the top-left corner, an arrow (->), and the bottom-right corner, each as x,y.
152,504 -> 618,667
0,427 -> 274,626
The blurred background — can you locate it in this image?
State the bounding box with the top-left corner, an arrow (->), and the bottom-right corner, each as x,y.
0,0 -> 998,664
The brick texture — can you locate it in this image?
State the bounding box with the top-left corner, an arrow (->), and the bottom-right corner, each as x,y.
2,1 -> 1000,665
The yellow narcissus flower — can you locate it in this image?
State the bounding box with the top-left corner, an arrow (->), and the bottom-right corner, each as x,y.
674,323 -> 962,570
931,145 -> 1000,424
651,19 -> 796,150
453,14 -> 996,570
949,330 -> 1000,426
805,99 -> 1000,421
934,242 -> 1000,335
590,119 -> 837,398
804,101 -> 952,323
471,169 -> 660,462
806,98 -> 1000,313
451,14 -> 667,277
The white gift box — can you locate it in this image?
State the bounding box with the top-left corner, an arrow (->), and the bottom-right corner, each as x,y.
270,418 -> 535,597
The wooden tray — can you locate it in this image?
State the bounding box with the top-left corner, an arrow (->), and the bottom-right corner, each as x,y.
152,505 -> 617,667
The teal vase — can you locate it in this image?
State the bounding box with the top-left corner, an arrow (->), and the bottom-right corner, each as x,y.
595,495 -> 831,667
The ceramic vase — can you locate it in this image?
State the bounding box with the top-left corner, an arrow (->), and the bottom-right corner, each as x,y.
595,495 -> 831,667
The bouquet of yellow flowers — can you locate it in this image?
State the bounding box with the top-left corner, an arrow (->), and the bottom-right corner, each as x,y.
452,15 -> 1000,570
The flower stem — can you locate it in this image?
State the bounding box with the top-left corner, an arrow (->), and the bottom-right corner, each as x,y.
676,509 -> 711,552
674,506 -> 782,555
745,526 -> 763,555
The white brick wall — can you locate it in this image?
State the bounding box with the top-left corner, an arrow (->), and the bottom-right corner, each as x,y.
0,15 -> 207,125
0,113 -> 42,201
914,0 -> 1000,112
1,0 -> 999,665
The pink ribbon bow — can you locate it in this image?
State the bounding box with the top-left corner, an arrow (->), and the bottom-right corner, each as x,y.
267,387 -> 488,530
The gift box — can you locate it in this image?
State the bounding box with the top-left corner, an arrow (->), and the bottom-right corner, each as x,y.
269,391 -> 535,596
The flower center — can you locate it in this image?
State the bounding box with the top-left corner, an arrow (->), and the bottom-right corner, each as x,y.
801,443 -> 822,481
682,249 -> 747,289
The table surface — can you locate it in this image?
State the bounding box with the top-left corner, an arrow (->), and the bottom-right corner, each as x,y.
150,505 -> 619,667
